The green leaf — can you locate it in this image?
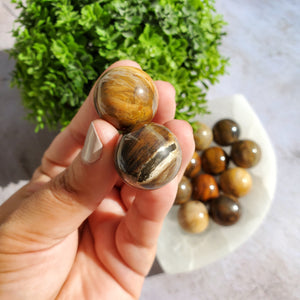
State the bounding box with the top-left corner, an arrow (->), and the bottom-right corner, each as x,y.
9,0 -> 229,131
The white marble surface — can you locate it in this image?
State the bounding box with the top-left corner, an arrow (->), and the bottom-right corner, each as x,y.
0,0 -> 300,299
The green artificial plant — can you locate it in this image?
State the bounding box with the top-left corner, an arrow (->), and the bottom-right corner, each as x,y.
9,0 -> 228,132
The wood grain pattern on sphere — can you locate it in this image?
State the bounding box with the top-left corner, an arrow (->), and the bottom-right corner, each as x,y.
115,123 -> 182,189
219,167 -> 252,197
192,173 -> 219,201
213,119 -> 240,146
94,66 -> 158,132
194,121 -> 213,151
175,176 -> 193,205
184,151 -> 201,178
201,146 -> 229,175
209,195 -> 241,226
178,200 -> 209,233
231,139 -> 261,168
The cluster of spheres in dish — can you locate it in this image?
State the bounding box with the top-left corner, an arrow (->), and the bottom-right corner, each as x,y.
175,119 -> 261,233
94,66 -> 182,189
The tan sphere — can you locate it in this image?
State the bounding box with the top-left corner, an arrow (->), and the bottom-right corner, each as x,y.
219,167 -> 252,197
178,200 -> 209,233
194,122 -> 213,151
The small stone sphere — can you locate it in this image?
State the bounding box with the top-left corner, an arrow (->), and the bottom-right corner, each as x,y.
194,121 -> 213,150
178,200 -> 209,233
231,139 -> 261,168
174,176 -> 193,205
219,167 -> 252,197
115,123 -> 182,190
201,146 -> 229,175
192,173 -> 219,202
213,119 -> 240,146
184,151 -> 201,178
209,195 -> 241,226
94,66 -> 158,132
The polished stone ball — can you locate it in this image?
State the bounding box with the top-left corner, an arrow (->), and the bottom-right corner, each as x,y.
192,173 -> 219,202
115,123 -> 182,189
201,146 -> 229,175
194,121 -> 213,151
231,139 -> 261,168
184,151 -> 201,178
213,119 -> 240,146
219,167 -> 252,197
178,200 -> 209,233
94,66 -> 158,132
174,176 -> 193,205
209,195 -> 241,226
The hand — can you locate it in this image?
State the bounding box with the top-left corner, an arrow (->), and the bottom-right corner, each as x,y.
0,60 -> 194,299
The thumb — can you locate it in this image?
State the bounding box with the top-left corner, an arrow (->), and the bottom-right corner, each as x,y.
0,120 -> 119,247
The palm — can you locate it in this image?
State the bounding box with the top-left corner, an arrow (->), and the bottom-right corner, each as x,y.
53,186 -> 157,299
57,189 -> 143,299
7,187 -> 147,299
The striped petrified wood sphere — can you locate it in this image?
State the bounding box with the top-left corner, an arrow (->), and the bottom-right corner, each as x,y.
115,123 -> 182,189
94,66 -> 158,133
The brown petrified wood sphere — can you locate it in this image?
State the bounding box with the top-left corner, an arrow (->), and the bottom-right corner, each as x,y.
184,151 -> 201,178
201,146 -> 229,175
192,173 -> 219,202
231,139 -> 261,168
194,121 -> 213,151
209,195 -> 241,226
94,66 -> 158,132
175,176 -> 193,205
213,119 -> 240,146
219,167 -> 252,197
115,123 -> 182,190
178,200 -> 209,233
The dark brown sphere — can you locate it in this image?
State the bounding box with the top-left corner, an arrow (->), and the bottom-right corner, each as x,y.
213,119 -> 240,146
184,151 -> 201,178
231,139 -> 261,168
192,173 -> 219,202
201,146 -> 229,175
178,200 -> 209,233
209,195 -> 241,226
94,66 -> 158,132
175,176 -> 193,205
194,121 -> 213,150
115,123 -> 182,190
219,167 -> 252,197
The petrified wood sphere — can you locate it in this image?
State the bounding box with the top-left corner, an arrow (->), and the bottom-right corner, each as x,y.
192,173 -> 219,201
175,176 -> 193,205
184,151 -> 201,178
231,139 -> 261,168
213,118 -> 240,146
178,200 -> 209,233
115,123 -> 182,189
201,146 -> 229,175
209,195 -> 241,226
194,121 -> 213,151
94,66 -> 158,132
219,167 -> 252,197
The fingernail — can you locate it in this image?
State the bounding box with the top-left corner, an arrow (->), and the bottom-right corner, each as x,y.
81,122 -> 103,164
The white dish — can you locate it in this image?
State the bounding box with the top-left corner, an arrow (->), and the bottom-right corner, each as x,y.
156,94 -> 277,274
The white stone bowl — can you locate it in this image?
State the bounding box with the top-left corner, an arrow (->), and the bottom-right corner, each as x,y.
157,94 -> 277,274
